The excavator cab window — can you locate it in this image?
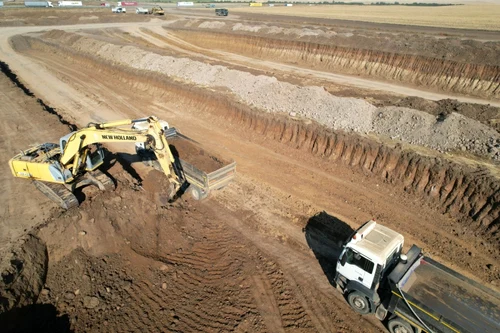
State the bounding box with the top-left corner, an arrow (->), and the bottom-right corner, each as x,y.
85,144 -> 105,171
61,139 -> 67,152
59,131 -> 76,154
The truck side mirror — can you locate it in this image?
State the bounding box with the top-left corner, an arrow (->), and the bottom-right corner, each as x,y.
340,254 -> 347,266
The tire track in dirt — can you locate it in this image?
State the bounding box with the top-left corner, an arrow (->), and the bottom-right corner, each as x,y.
206,198 -> 383,333
251,275 -> 286,333
38,175 -> 338,332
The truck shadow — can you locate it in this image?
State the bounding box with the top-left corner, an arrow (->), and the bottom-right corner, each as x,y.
0,303 -> 73,333
304,212 -> 354,287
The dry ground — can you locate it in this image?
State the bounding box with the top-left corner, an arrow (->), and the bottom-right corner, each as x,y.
0,8 -> 499,333
231,4 -> 500,30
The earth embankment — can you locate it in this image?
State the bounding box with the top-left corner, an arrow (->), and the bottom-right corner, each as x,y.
12,31 -> 500,161
170,28 -> 500,100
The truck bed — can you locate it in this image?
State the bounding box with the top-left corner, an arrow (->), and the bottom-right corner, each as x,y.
165,128 -> 236,192
399,257 -> 500,333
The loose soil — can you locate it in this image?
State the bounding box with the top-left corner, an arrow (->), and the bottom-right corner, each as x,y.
0,8 -> 499,333
169,137 -> 226,174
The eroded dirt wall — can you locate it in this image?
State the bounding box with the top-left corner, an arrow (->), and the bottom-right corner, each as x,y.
170,29 -> 500,100
14,35 -> 500,247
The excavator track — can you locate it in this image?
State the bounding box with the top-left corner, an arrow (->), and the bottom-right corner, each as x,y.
87,169 -> 115,191
33,180 -> 79,210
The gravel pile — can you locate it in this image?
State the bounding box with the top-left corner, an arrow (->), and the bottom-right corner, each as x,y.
67,35 -> 499,161
374,107 -> 500,158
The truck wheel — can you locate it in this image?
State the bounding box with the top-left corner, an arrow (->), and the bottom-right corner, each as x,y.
388,318 -> 414,333
190,185 -> 208,201
347,291 -> 371,314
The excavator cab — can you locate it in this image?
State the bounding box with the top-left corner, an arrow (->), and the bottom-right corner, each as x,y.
60,132 -> 105,173
84,144 -> 105,171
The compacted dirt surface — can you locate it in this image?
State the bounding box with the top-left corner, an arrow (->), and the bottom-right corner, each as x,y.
0,7 -> 499,333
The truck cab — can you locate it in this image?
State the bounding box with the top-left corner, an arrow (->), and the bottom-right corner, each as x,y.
335,220 -> 404,314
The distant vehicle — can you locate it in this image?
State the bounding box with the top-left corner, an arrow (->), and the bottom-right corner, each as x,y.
111,6 -> 125,13
135,5 -> 163,15
0,1 -> 4,7
205,3 -> 215,8
57,1 -> 82,6
150,5 -> 164,15
177,1 -> 193,6
100,2 -> 110,7
215,8 -> 228,16
135,7 -> 148,14
25,1 -> 53,7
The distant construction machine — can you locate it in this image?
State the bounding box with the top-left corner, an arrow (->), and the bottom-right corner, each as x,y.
136,5 -> 164,15
9,116 -> 183,209
149,5 -> 164,15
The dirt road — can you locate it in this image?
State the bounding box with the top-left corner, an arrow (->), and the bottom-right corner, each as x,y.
0,11 -> 499,333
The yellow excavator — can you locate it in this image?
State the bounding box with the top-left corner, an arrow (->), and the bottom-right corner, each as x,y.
149,5 -> 164,15
9,116 -> 184,209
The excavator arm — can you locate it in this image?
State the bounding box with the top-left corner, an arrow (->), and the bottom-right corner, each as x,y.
59,116 -> 183,189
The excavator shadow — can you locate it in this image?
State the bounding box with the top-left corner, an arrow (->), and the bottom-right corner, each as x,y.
304,212 -> 354,287
101,149 -> 143,184
101,149 -> 190,201
0,303 -> 73,333
63,149 -> 137,204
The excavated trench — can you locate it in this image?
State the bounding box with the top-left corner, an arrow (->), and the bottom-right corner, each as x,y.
12,34 -> 500,248
169,29 -> 500,100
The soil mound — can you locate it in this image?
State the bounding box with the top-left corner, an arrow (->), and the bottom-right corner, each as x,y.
0,235 -> 47,314
34,168 -> 317,333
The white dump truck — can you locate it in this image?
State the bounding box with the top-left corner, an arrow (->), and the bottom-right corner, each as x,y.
135,7 -> 149,14
57,1 -> 82,6
25,1 -> 53,7
335,220 -> 500,333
